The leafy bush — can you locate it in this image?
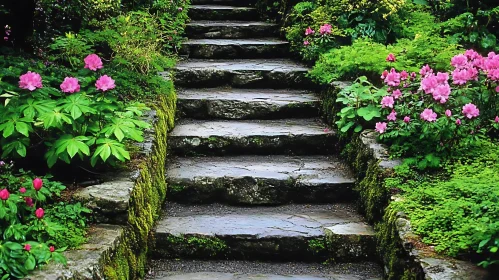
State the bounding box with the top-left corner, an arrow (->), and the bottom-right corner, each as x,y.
49,32 -> 95,69
0,162 -> 90,278
0,54 -> 150,168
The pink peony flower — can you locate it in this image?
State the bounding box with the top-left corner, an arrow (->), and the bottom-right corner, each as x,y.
0,189 -> 9,200
392,89 -> 402,99
50,246 -> 55,252
84,54 -> 103,71
60,77 -> 80,94
445,110 -> 452,117
95,75 -> 116,91
419,64 -> 432,77
456,119 -> 461,125
24,244 -> 31,251
420,108 -> 437,122
384,69 -> 401,87
462,103 -> 480,119
19,187 -> 26,194
375,122 -> 387,134
19,71 -> 43,91
432,84 -> 451,103
25,197 -> 34,207
387,110 -> 397,121
35,208 -> 44,219
303,40 -> 310,46
386,53 -> 396,62
403,116 -> 411,123
319,24 -> 332,35
305,27 -> 315,36
33,178 -> 43,191
451,54 -> 468,69
381,96 -> 395,108
400,70 -> 409,80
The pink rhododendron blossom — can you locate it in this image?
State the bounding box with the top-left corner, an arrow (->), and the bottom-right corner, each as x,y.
445,110 -> 452,117
319,24 -> 332,35
384,69 -> 401,87
387,110 -> 397,121
432,84 -> 451,103
386,53 -> 396,62
465,49 -> 481,60
436,72 -> 449,83
19,187 -> 26,193
451,54 -> 468,69
400,70 -> 408,80
305,27 -> 315,36
456,119 -> 461,125
0,189 -> 9,200
84,54 -> 103,71
420,108 -> 437,122
381,70 -> 389,80
303,40 -> 310,46
375,122 -> 387,134
496,86 -> 499,93
452,68 -> 478,85
419,64 -> 432,76
462,103 -> 480,119
25,197 -> 34,207
35,208 -> 44,219
19,71 -> 43,91
60,77 -> 80,93
421,75 -> 439,94
403,116 -> 410,123
33,178 -> 43,191
410,72 -> 417,80
495,116 -> 499,123
488,69 -> 499,81
392,89 -> 402,99
95,75 -> 116,91
381,96 -> 395,108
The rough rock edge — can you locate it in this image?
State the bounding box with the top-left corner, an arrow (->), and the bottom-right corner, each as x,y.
29,92 -> 176,279
322,81 -> 488,279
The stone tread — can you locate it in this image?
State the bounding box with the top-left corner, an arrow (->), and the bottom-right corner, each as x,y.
175,59 -> 309,72
178,88 -> 317,103
183,38 -> 288,46
147,260 -> 382,280
187,21 -> 276,27
169,119 -> 331,137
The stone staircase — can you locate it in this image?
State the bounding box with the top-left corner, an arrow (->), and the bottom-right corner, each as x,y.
148,1 -> 383,279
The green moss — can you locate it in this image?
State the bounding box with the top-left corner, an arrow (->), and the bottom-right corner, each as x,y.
308,238 -> 327,254
164,235 -> 228,258
103,89 -> 176,279
169,184 -> 185,194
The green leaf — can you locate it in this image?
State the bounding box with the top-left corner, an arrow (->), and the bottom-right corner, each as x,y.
340,121 -> 355,133
2,122 -> 15,137
25,255 -> 36,270
357,105 -> 381,121
15,122 -> 31,137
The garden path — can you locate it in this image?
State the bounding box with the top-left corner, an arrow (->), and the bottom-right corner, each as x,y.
149,1 -> 383,278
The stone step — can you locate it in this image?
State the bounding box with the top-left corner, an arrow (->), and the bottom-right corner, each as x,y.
147,260 -> 383,280
189,5 -> 259,21
177,88 -> 319,119
168,119 -> 336,156
166,155 -> 355,205
191,0 -> 256,6
153,203 -> 377,262
180,39 -> 289,59
186,21 -> 277,39
173,59 -> 311,89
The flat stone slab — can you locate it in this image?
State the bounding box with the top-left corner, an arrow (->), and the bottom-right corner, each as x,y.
28,224 -> 123,280
154,203 -> 375,261
173,59 -> 311,88
189,5 -> 258,21
168,119 -> 337,155
177,88 -> 318,119
186,21 -> 277,39
180,39 -> 289,59
147,260 -> 383,280
167,155 -> 355,204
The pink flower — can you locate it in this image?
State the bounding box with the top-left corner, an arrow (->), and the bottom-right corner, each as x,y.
391,89 -> 402,99
49,246 -> 55,252
432,84 -> 451,103
19,187 -> 26,193
25,197 -> 34,207
386,53 -> 396,62
375,122 -> 387,134
178,7 -> 183,11
384,69 -> 401,87
381,96 -> 395,108
387,110 -> 397,121
436,72 -> 449,83
84,54 -> 103,71
462,103 -> 480,119
451,54 -> 468,69
303,40 -> 310,46
403,116 -> 411,123
495,116 -> 499,123
445,110 -> 452,117
24,244 -> 31,251
381,70 -> 389,80
33,178 -> 43,191
0,189 -> 9,200
421,75 -> 438,94
319,24 -> 332,35
19,71 -> 43,91
35,208 -> 44,219
456,119 -> 461,125
420,108 -> 437,122
419,64 -> 432,76
305,27 -> 315,36
410,72 -> 417,80
60,77 -> 80,93
95,75 -> 116,91
400,70 -> 409,80
465,49 -> 481,60
496,86 -> 499,93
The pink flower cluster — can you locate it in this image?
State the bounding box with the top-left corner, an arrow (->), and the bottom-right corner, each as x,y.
420,70 -> 451,103
19,71 -> 43,91
305,27 -> 314,36
319,24 -> 332,35
84,54 -> 103,71
4,25 -> 11,41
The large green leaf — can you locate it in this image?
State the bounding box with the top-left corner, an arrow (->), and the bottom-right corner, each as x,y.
357,105 -> 381,121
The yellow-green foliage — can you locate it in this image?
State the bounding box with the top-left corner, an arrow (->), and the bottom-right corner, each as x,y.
103,86 -> 176,280
82,0 -> 121,20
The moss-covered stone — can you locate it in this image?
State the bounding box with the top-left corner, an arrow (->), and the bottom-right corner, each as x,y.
102,90 -> 176,280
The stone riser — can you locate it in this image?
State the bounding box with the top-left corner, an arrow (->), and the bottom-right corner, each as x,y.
180,43 -> 289,59
174,69 -> 312,89
189,7 -> 259,21
191,0 -> 257,6
177,99 -> 319,119
153,234 -> 376,262
185,24 -> 277,39
168,134 -> 337,156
